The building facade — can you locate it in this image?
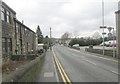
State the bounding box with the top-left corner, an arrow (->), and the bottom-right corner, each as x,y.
14,19 -> 36,55
115,2 -> 120,58
0,0 -> 2,59
1,2 -> 16,58
1,2 -> 36,59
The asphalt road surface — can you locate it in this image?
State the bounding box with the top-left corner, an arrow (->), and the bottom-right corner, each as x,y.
53,45 -> 119,82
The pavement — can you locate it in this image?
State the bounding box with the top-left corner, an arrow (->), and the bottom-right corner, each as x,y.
36,49 -> 60,82
53,45 -> 118,82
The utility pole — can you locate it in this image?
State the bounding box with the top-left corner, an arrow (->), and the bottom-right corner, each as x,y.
100,0 -> 106,56
0,0 -> 2,83
50,27 -> 52,50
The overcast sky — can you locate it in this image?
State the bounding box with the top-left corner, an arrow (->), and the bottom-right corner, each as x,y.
3,0 -> 119,38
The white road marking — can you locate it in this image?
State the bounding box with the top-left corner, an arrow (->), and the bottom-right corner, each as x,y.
82,58 -> 120,75
92,56 -> 118,63
111,71 -> 119,75
82,59 -> 97,66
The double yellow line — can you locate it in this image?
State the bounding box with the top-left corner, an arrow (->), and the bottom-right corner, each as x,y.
52,48 -> 72,84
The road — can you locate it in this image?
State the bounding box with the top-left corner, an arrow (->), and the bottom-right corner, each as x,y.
53,45 -> 118,82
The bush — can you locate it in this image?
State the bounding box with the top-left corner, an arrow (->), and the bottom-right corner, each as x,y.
27,55 -> 37,60
43,44 -> 48,51
11,54 -> 38,61
11,55 -> 25,61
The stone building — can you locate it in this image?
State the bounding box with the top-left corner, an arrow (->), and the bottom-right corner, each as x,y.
115,1 -> 120,58
0,0 -> 2,66
0,0 -> 2,58
14,19 -> 36,55
1,2 -> 16,58
1,1 -> 36,59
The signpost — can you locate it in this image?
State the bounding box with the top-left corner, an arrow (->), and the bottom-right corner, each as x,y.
107,27 -> 115,58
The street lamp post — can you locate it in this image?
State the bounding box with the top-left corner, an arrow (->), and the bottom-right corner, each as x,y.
100,0 -> 106,56
100,26 -> 107,56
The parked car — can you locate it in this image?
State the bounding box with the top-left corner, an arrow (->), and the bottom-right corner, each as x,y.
100,40 -> 116,47
100,41 -> 109,46
108,40 -> 116,47
37,43 -> 44,53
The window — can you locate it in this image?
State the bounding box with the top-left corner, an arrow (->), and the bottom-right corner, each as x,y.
23,28 -> 25,34
2,38 -> 6,54
16,23 -> 19,33
2,38 -> 12,55
7,38 -> 12,53
1,7 -> 5,21
25,28 -> 27,35
6,11 -> 11,23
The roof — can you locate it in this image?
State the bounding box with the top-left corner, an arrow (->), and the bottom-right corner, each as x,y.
115,10 -> 120,14
14,18 -> 35,34
2,1 -> 16,14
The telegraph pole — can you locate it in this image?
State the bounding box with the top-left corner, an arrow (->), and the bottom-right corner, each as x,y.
0,0 -> 2,83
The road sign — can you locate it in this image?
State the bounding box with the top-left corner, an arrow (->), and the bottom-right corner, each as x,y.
102,32 -> 106,35
100,26 -> 107,29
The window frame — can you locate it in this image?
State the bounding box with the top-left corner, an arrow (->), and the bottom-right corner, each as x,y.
1,7 -> 5,21
6,10 -> 11,23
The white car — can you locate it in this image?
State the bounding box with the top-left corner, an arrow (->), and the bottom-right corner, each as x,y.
108,40 -> 116,47
100,41 -> 109,46
100,40 -> 116,47
37,43 -> 44,53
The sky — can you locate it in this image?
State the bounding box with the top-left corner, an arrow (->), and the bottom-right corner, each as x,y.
3,0 -> 119,38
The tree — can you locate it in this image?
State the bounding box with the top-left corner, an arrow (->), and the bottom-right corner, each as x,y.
61,32 -> 71,44
43,35 -> 49,44
92,32 -> 102,39
36,25 -> 43,43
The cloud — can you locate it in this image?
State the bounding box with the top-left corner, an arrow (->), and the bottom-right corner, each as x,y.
3,0 -> 119,38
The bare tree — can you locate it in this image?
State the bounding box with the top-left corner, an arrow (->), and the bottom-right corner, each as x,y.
61,32 -> 71,44
92,32 -> 102,39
